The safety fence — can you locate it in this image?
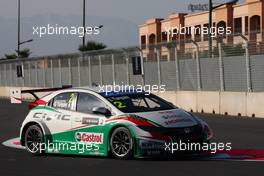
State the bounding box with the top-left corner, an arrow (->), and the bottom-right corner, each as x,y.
0,39 -> 264,92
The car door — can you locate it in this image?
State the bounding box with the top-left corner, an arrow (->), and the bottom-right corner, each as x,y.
43,92 -> 77,144
70,92 -> 109,155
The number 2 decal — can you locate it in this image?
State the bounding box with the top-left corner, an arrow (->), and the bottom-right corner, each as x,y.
113,101 -> 127,109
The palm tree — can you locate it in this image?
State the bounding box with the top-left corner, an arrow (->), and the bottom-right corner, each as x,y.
78,41 -> 107,52
16,48 -> 32,58
4,54 -> 17,59
4,48 -> 32,59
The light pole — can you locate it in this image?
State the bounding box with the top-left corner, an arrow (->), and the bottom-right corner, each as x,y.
82,0 -> 86,47
18,0 -> 21,54
208,0 -> 212,58
208,0 -> 238,58
82,0 -> 104,48
17,0 -> 33,57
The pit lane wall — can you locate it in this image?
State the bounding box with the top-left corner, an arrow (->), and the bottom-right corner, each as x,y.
0,86 -> 263,118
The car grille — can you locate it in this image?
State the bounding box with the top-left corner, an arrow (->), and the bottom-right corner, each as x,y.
139,124 -> 204,142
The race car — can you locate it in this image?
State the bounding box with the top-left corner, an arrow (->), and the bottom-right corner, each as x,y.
12,86 -> 213,159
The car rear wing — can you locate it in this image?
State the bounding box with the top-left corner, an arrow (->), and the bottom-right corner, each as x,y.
10,85 -> 72,104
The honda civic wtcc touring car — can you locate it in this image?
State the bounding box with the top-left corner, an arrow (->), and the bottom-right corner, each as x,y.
11,86 -> 213,159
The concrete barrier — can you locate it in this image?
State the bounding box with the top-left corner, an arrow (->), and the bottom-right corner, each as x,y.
0,86 -> 49,101
247,92 -> 264,118
155,91 -> 177,105
197,91 -> 220,114
220,92 -> 247,116
1,86 -> 264,118
175,91 -> 197,112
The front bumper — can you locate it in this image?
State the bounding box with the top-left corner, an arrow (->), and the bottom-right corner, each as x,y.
135,135 -> 209,158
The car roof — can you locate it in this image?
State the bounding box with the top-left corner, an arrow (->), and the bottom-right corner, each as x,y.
67,86 -> 146,96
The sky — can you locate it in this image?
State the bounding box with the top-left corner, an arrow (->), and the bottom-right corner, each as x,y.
0,0 -> 241,58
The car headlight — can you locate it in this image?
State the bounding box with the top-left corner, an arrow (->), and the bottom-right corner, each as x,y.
203,124 -> 213,141
187,112 -> 214,141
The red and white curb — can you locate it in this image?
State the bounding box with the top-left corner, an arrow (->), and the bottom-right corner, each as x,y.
209,149 -> 264,161
2,137 -> 25,150
2,137 -> 264,161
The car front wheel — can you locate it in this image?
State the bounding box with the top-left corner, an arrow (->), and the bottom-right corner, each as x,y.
110,127 -> 133,159
24,125 -> 44,155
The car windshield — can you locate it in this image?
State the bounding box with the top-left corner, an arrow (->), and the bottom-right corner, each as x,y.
101,93 -> 175,113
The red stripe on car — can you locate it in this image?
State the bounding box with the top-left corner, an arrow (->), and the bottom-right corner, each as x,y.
106,116 -> 154,127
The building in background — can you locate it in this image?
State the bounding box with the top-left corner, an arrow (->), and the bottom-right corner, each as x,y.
139,0 -> 263,60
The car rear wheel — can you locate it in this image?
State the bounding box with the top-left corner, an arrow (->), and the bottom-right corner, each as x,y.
24,125 -> 44,155
110,127 -> 133,159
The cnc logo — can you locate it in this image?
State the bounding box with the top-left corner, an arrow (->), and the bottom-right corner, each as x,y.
75,132 -> 103,144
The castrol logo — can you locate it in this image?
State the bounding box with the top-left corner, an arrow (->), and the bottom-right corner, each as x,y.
75,132 -> 104,144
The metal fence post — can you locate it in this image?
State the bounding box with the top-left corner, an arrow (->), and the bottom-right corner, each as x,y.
245,42 -> 252,92
239,35 -> 252,92
174,44 -> 180,90
58,59 -> 62,87
140,50 -> 145,86
28,62 -> 31,87
88,56 -> 92,86
122,49 -> 130,85
15,63 -> 18,87
218,43 -> 225,91
99,55 -> 103,85
50,59 -> 54,88
77,57 -> 81,87
22,62 -> 25,87
111,54 -> 116,85
9,64 -> 13,86
4,64 -> 7,86
136,47 -> 145,86
42,60 -> 46,87
68,58 -> 72,86
35,61 -> 38,87
156,48 -> 162,89
192,40 -> 201,91
126,57 -> 130,85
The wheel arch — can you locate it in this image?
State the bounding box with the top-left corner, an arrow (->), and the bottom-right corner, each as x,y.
20,120 -> 50,146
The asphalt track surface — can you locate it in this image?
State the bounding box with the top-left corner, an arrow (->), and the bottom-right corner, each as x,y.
0,99 -> 264,176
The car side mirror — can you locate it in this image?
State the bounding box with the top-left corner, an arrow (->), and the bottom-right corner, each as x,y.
92,107 -> 112,117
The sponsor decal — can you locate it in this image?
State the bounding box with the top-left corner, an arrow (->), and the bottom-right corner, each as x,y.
75,132 -> 104,144
161,113 -> 185,120
164,118 -> 192,125
33,112 -> 70,121
82,117 -> 99,125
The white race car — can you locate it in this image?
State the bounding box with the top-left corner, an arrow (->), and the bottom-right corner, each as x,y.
11,86 -> 213,159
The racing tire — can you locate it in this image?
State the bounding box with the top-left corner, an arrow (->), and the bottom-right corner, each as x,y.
24,125 -> 45,156
110,127 -> 134,159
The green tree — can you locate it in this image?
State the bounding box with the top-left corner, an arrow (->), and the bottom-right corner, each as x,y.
4,53 -> 17,59
78,41 -> 107,52
4,48 -> 32,59
16,48 -> 32,58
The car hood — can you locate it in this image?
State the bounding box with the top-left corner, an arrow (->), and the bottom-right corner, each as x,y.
133,109 -> 199,128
